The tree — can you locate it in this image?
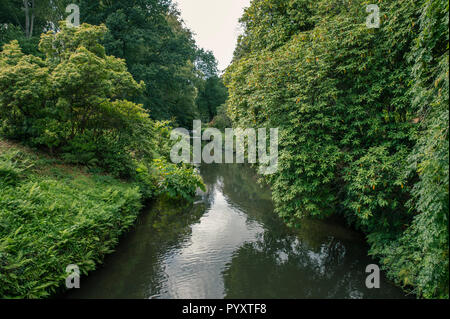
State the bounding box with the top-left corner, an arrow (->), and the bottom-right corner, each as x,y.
0,0 -> 67,38
194,49 -> 228,123
0,22 -> 153,176
69,0 -> 200,127
196,76 -> 228,123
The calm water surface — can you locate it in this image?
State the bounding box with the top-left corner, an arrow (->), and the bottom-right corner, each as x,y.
66,164 -> 407,299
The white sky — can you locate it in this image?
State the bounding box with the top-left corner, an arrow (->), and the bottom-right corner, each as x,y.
175,0 -> 251,72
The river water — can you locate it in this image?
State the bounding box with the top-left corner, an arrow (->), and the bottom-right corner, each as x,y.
66,163 -> 407,299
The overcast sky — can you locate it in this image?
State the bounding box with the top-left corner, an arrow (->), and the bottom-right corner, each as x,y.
175,0 -> 251,72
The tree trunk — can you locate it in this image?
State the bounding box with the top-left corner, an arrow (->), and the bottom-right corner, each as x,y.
23,0 -> 30,38
30,0 -> 35,38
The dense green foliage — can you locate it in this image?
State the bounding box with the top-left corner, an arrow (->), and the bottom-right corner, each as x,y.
67,0 -> 229,126
373,0 -> 449,298
72,0 -> 199,126
0,144 -> 143,298
196,76 -> 228,123
0,147 -> 203,299
0,137 -> 204,298
0,0 -> 228,127
1,0 -> 447,300
224,0 -> 448,298
1,22 -> 143,177
0,0 -> 67,55
0,21 -> 202,193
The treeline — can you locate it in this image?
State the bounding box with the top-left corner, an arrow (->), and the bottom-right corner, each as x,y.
224,0 -> 448,298
0,0 -> 229,186
0,0 -> 228,127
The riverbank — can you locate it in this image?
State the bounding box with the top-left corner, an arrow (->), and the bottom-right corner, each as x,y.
0,138 -> 145,298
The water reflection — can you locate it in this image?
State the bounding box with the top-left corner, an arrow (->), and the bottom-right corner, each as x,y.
160,188 -> 264,298
66,163 -> 407,299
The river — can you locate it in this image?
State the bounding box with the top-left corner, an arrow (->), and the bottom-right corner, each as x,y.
66,163 -> 407,299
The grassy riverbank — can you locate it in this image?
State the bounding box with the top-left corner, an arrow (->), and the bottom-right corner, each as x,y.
0,138 -> 145,298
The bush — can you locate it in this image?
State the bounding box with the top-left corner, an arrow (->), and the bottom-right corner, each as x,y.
151,159 -> 205,202
0,22 -> 148,175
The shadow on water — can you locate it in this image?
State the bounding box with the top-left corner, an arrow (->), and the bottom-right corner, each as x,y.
66,163 -> 408,299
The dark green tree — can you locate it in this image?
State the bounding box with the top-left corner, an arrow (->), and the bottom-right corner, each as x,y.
194,49 -> 228,123
68,0 -> 199,127
196,76 -> 228,123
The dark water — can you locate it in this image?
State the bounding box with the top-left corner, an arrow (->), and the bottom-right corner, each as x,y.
66,164 -> 407,299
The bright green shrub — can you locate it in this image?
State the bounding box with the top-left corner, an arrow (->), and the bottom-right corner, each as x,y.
0,22 -> 151,175
151,159 -> 205,202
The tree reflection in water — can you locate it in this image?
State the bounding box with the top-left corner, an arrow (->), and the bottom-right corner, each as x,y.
204,164 -> 405,299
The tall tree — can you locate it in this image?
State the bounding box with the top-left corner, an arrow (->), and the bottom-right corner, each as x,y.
0,0 -> 67,54
68,0 -> 199,127
194,49 -> 228,123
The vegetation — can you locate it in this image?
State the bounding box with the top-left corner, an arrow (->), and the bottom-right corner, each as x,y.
0,0 -> 447,300
0,0 -> 228,127
0,142 -> 142,298
0,139 -> 202,298
224,0 -> 448,298
0,2 -> 207,297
